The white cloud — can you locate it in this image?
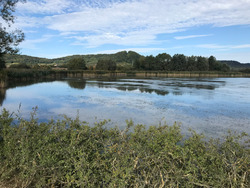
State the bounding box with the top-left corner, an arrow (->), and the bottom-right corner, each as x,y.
16,0 -> 250,48
20,35 -> 55,49
46,0 -> 250,47
17,0 -> 73,14
196,44 -> 229,50
197,44 -> 250,50
15,16 -> 42,28
174,34 -> 212,40
232,44 -> 250,49
69,30 -> 158,48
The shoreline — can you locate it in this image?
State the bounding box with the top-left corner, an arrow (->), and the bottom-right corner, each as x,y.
0,69 -> 250,88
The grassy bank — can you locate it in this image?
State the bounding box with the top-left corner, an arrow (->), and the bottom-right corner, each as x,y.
0,109 -> 249,187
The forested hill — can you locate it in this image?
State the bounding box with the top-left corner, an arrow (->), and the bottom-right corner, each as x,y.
3,51 -> 142,66
219,60 -> 250,69
4,51 -> 249,70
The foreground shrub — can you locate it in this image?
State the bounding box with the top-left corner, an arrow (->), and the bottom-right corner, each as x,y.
0,109 -> 249,187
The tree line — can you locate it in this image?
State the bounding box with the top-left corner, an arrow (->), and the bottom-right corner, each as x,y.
65,53 -> 230,72
133,53 -> 230,72
7,54 -> 231,72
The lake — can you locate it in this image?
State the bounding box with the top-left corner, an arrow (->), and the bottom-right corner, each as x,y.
1,77 -> 249,138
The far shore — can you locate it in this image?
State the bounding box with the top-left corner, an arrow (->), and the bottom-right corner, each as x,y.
0,69 -> 250,88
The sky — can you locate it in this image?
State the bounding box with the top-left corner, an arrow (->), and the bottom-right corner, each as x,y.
8,0 -> 250,62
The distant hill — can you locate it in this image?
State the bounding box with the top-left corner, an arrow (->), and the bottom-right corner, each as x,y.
4,52 -> 249,70
3,51 -> 142,66
219,60 -> 250,69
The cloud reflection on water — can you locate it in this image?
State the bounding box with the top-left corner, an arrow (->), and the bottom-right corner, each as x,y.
0,77 -> 249,138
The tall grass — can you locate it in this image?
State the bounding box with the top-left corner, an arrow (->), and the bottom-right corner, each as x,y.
0,109 -> 249,187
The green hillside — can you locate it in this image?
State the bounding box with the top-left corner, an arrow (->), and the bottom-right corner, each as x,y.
219,60 -> 250,69
3,51 -> 142,67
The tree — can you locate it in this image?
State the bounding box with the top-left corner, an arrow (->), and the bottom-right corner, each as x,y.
171,54 -> 187,71
127,51 -> 141,64
197,56 -> 209,71
208,56 -> 230,71
208,56 -> 217,71
0,0 -> 26,69
220,63 -> 230,72
67,57 -> 87,70
144,55 -> 155,70
96,59 -> 117,71
156,53 -> 172,70
133,56 -> 145,70
187,56 -> 198,71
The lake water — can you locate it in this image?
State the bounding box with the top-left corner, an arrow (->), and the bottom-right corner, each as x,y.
0,77 -> 249,137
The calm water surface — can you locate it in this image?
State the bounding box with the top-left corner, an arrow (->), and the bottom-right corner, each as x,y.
1,77 -> 249,137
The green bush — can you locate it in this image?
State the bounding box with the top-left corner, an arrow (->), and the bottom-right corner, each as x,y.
0,109 -> 249,187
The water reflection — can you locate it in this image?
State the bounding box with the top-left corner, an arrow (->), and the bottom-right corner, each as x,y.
89,78 -> 225,96
0,77 -> 249,138
0,88 -> 6,106
0,78 -> 58,107
67,79 -> 86,90
139,88 -> 169,96
0,78 -> 228,104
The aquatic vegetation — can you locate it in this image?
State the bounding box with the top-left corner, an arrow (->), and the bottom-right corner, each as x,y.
0,109 -> 249,187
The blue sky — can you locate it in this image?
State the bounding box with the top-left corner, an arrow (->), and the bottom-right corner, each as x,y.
9,0 -> 250,62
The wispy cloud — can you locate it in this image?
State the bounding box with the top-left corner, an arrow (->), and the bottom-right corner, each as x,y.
174,34 -> 212,40
197,43 -> 250,50
16,0 -> 250,48
17,0 -> 73,14
232,44 -> 250,49
69,31 -> 158,48
20,35 -> 55,49
14,0 -> 250,62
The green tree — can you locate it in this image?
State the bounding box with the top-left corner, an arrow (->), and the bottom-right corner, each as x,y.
171,54 -> 187,71
208,56 -> 217,71
197,56 -> 209,71
208,56 -> 230,71
155,53 -> 172,70
187,56 -> 198,71
67,57 -> 87,70
0,0 -> 26,69
127,51 -> 141,64
96,59 -> 117,71
220,63 -> 230,72
144,55 -> 156,70
133,56 -> 145,70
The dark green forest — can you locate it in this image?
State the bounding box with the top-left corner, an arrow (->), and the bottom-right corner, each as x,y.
133,54 -> 230,72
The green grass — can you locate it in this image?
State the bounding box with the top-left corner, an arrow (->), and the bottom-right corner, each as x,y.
0,109 -> 249,187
